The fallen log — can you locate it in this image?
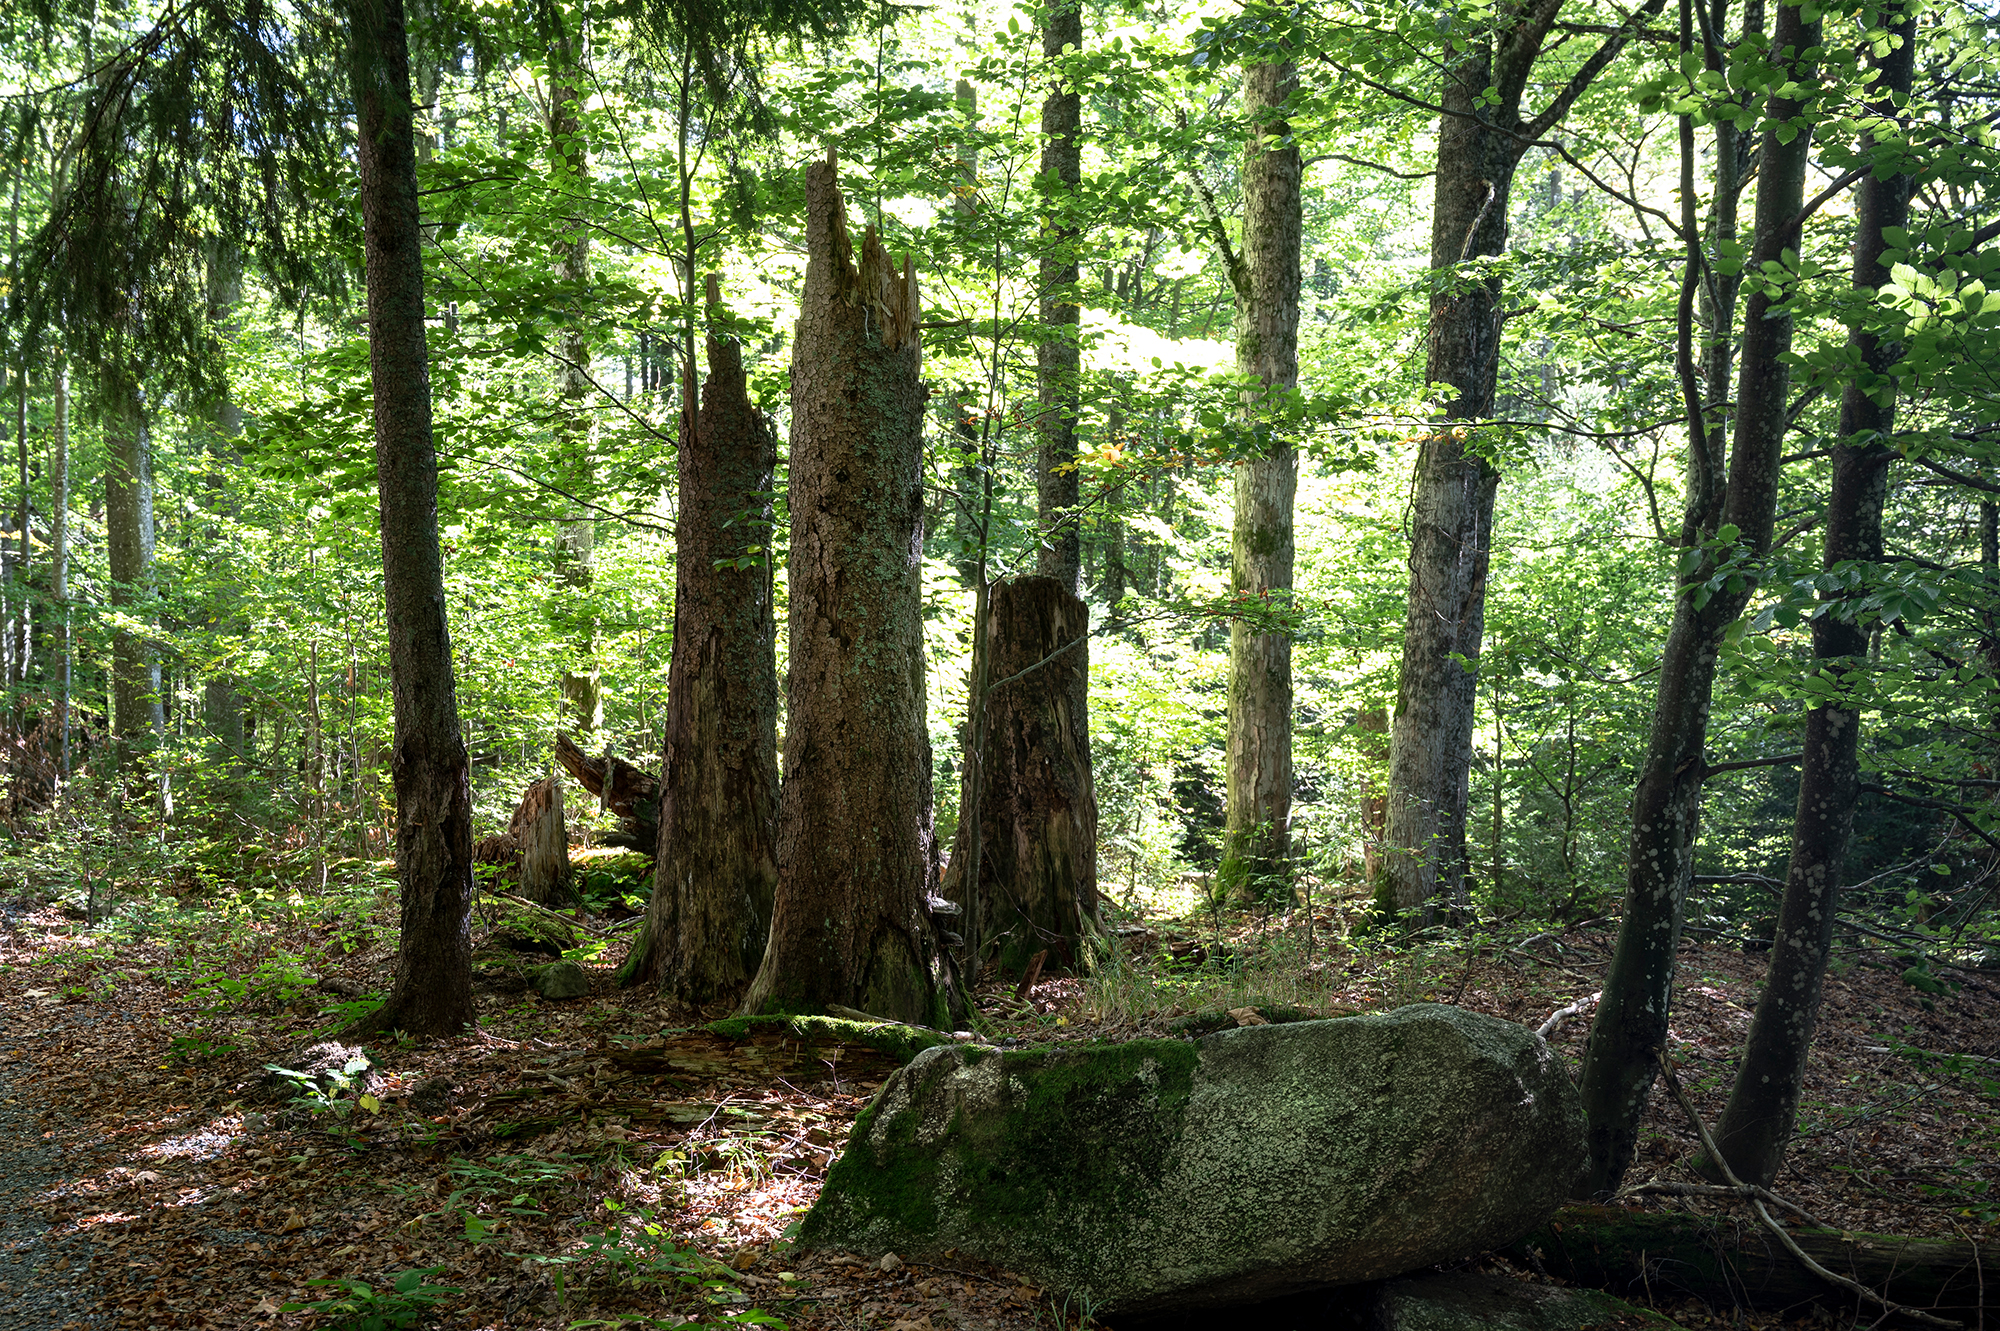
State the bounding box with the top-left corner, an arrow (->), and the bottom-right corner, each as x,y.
1508,1204 -> 1996,1324
554,730 -> 660,854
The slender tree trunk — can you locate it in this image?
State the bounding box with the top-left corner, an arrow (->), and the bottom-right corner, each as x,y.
744,157 -> 949,1025
1223,56 -> 1301,901
1578,0 -> 1822,1195
1705,0 -> 1914,1187
1380,0 -> 1660,922
103,371 -> 163,777
1034,0 -> 1082,592
940,575 -> 1101,975
347,0 -> 476,1038
1382,37 -> 1513,921
203,244 -> 247,774
52,365 -> 69,781
549,4 -> 601,731
625,277 -> 780,1009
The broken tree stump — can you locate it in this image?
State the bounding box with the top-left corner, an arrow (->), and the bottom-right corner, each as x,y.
472,772 -> 575,905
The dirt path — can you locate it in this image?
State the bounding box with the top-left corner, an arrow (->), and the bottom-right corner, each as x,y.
0,995 -> 108,1331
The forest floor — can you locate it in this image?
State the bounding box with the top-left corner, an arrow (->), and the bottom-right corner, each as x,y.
0,873 -> 1993,1331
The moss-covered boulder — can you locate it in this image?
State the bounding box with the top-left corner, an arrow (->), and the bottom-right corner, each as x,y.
801,1003 -> 1584,1316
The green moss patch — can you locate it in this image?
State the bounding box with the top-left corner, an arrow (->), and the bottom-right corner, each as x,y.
703,1013 -> 952,1065
1165,1004 -> 1322,1037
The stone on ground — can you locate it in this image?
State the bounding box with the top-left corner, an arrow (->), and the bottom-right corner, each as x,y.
801,1003 -> 1585,1315
528,960 -> 589,1000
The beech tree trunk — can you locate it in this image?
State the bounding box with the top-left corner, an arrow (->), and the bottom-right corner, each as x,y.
1034,0 -> 1082,592
940,576 -> 1100,975
743,157 -> 950,1026
1223,56 -> 1301,900
625,277 -> 780,1008
103,372 -> 163,777
347,0 -> 476,1038
1578,0 -> 1821,1195
203,243 -> 247,775
1382,34 -> 1514,921
1706,3 -> 1914,1188
1382,0 -> 1662,922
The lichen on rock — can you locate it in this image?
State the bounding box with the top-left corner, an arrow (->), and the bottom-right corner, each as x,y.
802,1003 -> 1586,1315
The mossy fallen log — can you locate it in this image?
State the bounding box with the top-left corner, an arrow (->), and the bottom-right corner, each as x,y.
1508,1204 -> 1996,1323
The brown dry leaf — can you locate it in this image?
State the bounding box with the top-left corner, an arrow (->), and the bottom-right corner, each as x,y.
1228,1006 -> 1269,1026
279,1210 -> 306,1234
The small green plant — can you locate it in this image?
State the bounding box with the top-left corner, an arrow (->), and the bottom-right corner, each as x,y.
265,1053 -> 381,1120
282,1267 -> 461,1330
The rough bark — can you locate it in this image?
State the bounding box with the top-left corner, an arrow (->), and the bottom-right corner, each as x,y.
554,728 -> 659,853
743,157 -> 949,1026
625,278 -> 780,1008
1223,56 -> 1301,901
939,576 -> 1100,975
102,371 -> 163,774
1034,0 -> 1082,592
51,365 -> 70,780
1578,0 -> 1821,1195
203,243 -> 247,774
1382,31 -> 1515,921
1706,3 -> 1914,1188
1514,1204 -> 2000,1321
347,0 -> 476,1038
1382,0 -> 1662,922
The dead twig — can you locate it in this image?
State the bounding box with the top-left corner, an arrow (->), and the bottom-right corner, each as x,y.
1654,1050 -> 1964,1330
1612,1178 -> 1828,1229
1537,991 -> 1600,1041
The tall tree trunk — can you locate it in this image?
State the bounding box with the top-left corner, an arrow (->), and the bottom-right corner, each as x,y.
1705,0 -> 1914,1187
625,277 -> 780,1009
1577,0 -> 1822,1195
743,157 -> 949,1026
103,371 -> 163,777
51,364 -> 70,781
1380,0 -> 1660,922
1223,56 -> 1301,901
203,243 -> 247,774
347,0 -> 476,1039
1382,38 -> 1514,921
940,575 -> 1101,975
1034,0 -> 1082,592
549,3 -> 600,731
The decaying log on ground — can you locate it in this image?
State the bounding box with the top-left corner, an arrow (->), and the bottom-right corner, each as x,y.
1510,1204 -> 1995,1323
471,773 -> 575,904
554,730 -> 660,853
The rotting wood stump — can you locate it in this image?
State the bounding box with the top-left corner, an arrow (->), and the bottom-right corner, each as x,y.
471,772 -> 574,904
1509,1204 -> 1997,1323
940,574 -> 1100,976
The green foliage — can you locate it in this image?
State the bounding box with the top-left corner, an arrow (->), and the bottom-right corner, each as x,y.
281,1267 -> 462,1331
